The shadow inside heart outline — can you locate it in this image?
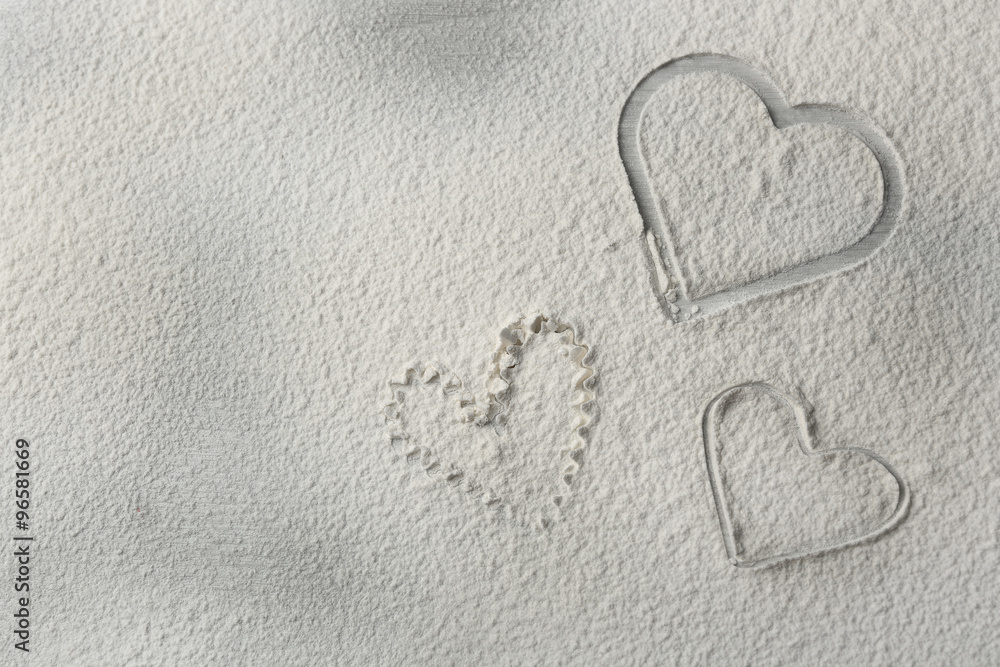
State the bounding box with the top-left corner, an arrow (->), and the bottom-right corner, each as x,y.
382,314 -> 596,528
619,53 -> 907,322
701,382 -> 911,569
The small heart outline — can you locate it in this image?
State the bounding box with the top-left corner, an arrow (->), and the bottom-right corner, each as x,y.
618,53 -> 907,322
382,313 -> 597,528
701,382 -> 911,569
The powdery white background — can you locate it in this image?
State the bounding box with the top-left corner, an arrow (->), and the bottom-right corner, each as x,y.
1,0 -> 998,664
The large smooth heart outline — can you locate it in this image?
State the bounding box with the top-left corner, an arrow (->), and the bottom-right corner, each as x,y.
701,382 -> 911,569
618,53 -> 907,322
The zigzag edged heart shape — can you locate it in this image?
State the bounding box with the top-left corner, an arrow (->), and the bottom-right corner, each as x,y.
701,382 -> 911,569
618,52 -> 907,322
382,314 -> 596,528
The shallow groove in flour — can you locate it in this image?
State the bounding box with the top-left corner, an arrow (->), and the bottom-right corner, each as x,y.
701,382 -> 911,569
619,53 -> 907,322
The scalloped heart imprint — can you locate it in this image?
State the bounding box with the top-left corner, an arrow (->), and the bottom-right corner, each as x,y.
619,53 -> 907,322
702,382 -> 911,569
382,314 -> 596,528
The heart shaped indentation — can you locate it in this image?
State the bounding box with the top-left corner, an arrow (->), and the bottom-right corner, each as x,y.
382,314 -> 596,528
619,53 -> 906,322
701,382 -> 910,569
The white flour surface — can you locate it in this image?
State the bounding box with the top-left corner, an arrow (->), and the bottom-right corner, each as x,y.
1,1 -> 998,664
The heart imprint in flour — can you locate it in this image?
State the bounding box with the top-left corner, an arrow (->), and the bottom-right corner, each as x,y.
382,314 -> 596,528
701,382 -> 910,568
619,53 -> 906,322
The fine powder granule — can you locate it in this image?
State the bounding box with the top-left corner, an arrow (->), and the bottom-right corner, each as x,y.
1,1 -> 999,664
